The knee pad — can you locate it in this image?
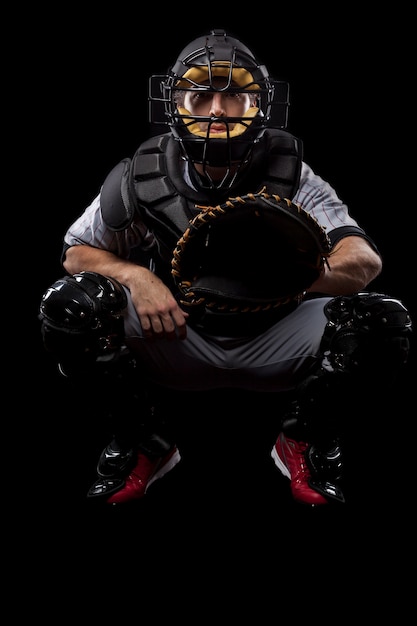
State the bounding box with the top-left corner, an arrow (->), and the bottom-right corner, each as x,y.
320,292 -> 412,375
39,271 -> 128,365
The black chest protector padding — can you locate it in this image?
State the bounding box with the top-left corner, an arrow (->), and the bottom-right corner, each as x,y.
100,158 -> 137,232
99,129 -> 303,242
264,132 -> 302,194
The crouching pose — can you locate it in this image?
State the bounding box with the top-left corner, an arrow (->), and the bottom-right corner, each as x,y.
39,30 -> 412,506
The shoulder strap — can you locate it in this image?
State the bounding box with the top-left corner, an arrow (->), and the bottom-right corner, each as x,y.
260,129 -> 303,199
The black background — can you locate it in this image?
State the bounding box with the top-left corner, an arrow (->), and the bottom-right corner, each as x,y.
18,8 -> 415,616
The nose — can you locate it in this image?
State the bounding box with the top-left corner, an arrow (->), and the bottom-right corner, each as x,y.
209,92 -> 226,116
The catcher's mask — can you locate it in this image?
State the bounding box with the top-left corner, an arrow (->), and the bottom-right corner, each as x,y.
148,29 -> 290,189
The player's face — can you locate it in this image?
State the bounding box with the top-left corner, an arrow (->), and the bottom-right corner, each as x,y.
183,80 -> 252,134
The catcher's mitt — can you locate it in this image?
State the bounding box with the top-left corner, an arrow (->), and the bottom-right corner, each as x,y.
171,191 -> 331,313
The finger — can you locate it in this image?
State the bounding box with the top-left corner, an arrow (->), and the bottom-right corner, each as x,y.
171,310 -> 188,340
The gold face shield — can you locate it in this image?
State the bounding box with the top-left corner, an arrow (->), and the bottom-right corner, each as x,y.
174,63 -> 260,140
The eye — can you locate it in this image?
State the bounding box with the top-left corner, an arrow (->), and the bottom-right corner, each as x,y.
191,92 -> 211,102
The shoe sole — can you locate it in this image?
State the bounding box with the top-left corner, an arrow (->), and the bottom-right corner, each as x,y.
271,445 -> 291,480
146,448 -> 182,492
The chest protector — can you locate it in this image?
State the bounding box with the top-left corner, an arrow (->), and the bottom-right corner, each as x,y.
100,129 -> 302,334
101,128 -> 302,257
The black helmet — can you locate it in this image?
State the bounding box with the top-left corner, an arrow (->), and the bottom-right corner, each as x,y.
149,29 -> 290,189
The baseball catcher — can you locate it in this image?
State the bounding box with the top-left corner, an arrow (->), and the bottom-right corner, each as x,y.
39,29 -> 412,508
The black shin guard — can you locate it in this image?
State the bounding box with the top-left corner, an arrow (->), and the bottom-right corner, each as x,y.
280,292 -> 412,503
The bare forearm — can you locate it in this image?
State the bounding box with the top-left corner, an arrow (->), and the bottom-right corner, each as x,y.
307,236 -> 383,295
63,244 -> 189,339
63,244 -> 154,288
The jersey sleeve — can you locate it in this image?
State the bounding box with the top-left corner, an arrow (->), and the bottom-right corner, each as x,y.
293,163 -> 380,254
62,193 -> 155,263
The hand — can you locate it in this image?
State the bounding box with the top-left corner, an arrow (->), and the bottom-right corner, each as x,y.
129,267 -> 189,340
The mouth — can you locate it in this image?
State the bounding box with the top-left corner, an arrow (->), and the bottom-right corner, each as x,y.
206,122 -> 229,134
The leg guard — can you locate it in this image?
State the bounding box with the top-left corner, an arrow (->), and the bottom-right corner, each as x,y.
280,291 -> 412,502
39,271 -> 163,440
39,272 -> 178,499
284,291 -> 412,435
